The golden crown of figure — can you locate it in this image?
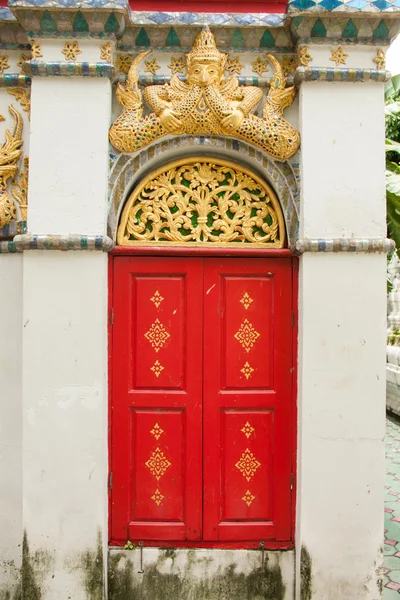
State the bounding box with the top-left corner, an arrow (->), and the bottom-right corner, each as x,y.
186,26 -> 227,67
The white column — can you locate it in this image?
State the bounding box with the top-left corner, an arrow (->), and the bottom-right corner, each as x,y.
0,254 -> 22,599
21,71 -> 111,598
297,78 -> 387,599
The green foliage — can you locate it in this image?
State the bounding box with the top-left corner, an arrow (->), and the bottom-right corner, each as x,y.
124,541 -> 136,551
385,77 -> 400,255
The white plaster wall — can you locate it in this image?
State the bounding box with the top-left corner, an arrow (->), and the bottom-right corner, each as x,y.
39,38 -> 115,63
0,255 -> 22,598
22,251 -> 108,599
28,77 -> 111,235
299,82 -> 386,239
297,253 -> 386,599
306,45 -> 386,69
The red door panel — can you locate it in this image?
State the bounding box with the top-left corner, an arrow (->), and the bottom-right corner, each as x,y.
203,258 -> 293,541
111,257 -> 203,542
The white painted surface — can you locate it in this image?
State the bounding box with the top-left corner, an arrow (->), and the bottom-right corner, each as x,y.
299,81 -> 386,239
387,34 -> 400,75
306,45 -> 382,69
297,253 -> 386,599
0,254 -> 22,597
28,77 -> 111,235
39,38 -> 114,63
22,252 -> 108,599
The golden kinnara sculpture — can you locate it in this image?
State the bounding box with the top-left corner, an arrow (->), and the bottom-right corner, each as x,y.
0,105 -> 23,229
109,27 -> 300,161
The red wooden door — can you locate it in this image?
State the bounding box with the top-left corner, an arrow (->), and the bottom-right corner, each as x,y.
111,257 -> 203,542
203,258 -> 293,541
111,256 -> 294,544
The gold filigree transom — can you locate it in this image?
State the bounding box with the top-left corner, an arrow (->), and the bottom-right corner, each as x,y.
145,447 -> 171,480
240,292 -> 253,310
241,362 -> 255,380
151,488 -> 164,506
145,319 -> 170,352
241,421 -> 255,439
242,490 -> 255,506
150,290 -> 164,308
234,319 -> 260,353
150,422 -> 164,440
235,448 -> 261,482
118,159 -> 285,248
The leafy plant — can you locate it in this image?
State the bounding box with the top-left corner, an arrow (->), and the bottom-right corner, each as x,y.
124,540 -> 136,551
385,75 -> 400,255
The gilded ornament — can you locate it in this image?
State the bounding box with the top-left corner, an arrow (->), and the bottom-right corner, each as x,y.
150,290 -> 164,308
100,42 -> 112,62
117,158 -> 285,248
8,88 -> 30,120
280,55 -> 297,76
109,27 -> 300,161
373,48 -> 385,69
330,47 -> 348,66
234,319 -> 260,352
241,421 -> 255,439
17,54 -> 30,70
299,47 -> 313,67
168,56 -> 185,74
242,490 -> 255,507
145,319 -> 170,352
0,106 -> 23,229
150,422 -> 164,440
235,448 -> 261,482
62,41 -> 82,62
116,54 -> 132,73
151,489 -> 164,506
251,56 -> 268,76
0,56 -> 10,75
145,447 -> 171,480
227,56 -> 244,75
240,292 -> 253,310
145,57 -> 161,75
30,40 -> 43,60
241,362 -> 255,380
150,360 -> 164,378
11,156 -> 29,221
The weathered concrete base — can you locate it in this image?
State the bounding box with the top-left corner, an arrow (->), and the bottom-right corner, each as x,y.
108,548 -> 294,600
387,346 -> 400,417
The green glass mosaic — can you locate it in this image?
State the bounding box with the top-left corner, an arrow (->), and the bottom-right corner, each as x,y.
373,19 -> 389,38
136,27 -> 150,47
310,18 -> 327,37
165,27 -> 180,46
73,12 -> 89,33
342,19 -> 358,37
231,28 -> 246,47
40,11 -> 57,34
259,29 -> 276,48
104,12 -> 120,34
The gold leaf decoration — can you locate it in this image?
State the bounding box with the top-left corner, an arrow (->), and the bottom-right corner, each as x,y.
227,56 -> 244,75
11,156 -> 29,221
0,106 -> 23,228
118,159 -> 285,248
151,489 -> 164,506
240,362 -> 255,380
145,57 -> 160,75
0,56 -> 10,75
100,42 -> 112,61
234,319 -> 260,353
30,40 -> 43,60
242,490 -> 255,506
17,54 -> 30,70
8,88 -> 30,120
150,360 -> 164,378
280,55 -> 297,75
150,422 -> 164,440
373,48 -> 385,69
330,47 -> 348,66
145,319 -> 170,352
61,41 -> 82,62
251,56 -> 268,76
235,448 -> 261,482
150,290 -> 164,308
241,421 -> 255,439
299,47 -> 312,67
240,292 -> 253,310
145,447 -> 171,480
116,54 -> 132,73
168,56 -> 185,74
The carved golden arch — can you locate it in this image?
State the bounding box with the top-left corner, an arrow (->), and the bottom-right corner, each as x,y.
117,157 -> 286,248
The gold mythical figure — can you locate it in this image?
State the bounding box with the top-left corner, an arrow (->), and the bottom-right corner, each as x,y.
0,105 -> 23,228
109,27 -> 300,161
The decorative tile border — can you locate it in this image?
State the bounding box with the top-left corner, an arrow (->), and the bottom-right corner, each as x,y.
288,0 -> 400,13
23,60 -> 117,78
118,73 -> 294,88
294,66 -> 390,83
129,12 -> 287,27
9,0 -> 127,7
0,240 -> 19,254
13,234 -> 115,251
295,238 -> 394,253
0,73 -> 30,87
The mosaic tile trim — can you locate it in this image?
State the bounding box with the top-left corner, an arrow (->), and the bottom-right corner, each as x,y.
13,234 -> 115,252
129,13 -> 287,27
288,0 -> 400,14
0,8 -> 17,21
9,0 -> 127,7
23,60 -> 117,78
0,73 -> 30,87
107,135 -> 299,247
295,66 -> 390,83
118,73 -> 294,88
295,238 -> 394,253
291,16 -> 397,40
0,240 -> 19,254
11,8 -> 126,36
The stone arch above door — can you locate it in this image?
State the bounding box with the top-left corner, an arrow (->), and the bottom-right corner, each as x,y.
108,135 -> 300,249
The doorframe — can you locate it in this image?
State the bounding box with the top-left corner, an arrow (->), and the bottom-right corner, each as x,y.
108,247 -> 298,550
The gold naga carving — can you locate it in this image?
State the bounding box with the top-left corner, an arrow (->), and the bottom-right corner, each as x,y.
0,105 -> 23,229
109,27 -> 300,161
117,158 -> 285,248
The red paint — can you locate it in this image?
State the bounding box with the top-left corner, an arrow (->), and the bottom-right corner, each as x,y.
129,0 -> 287,12
112,247 -> 293,258
109,539 -> 294,550
110,255 -> 296,545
